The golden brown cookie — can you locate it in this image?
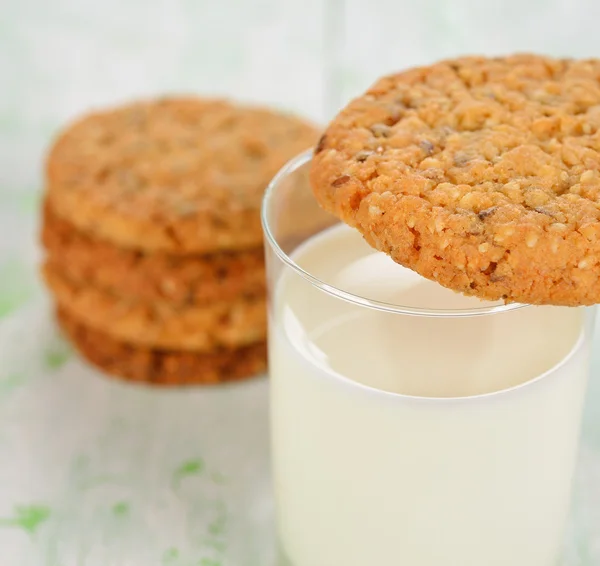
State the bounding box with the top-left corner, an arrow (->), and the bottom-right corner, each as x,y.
311,54 -> 600,306
42,202 -> 266,306
43,264 -> 267,352
46,97 -> 319,254
57,308 -> 266,385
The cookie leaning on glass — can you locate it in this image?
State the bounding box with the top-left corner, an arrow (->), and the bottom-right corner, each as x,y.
41,97 -> 320,385
310,54 -> 600,306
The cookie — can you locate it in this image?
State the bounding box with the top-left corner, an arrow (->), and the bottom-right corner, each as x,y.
57,308 -> 266,385
311,54 -> 600,306
43,264 -> 267,351
46,97 -> 319,254
42,202 -> 266,306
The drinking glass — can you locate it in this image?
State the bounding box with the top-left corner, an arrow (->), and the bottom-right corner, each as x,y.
262,150 -> 595,566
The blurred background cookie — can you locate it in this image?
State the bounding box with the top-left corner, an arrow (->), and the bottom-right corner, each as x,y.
41,96 -> 319,385
45,97 -> 319,254
43,263 -> 267,351
42,203 -> 266,306
57,308 -> 267,386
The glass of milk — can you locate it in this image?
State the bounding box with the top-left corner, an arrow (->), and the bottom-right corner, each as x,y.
262,150 -> 595,566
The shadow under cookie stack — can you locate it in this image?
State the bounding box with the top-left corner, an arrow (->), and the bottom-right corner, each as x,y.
40,98 -> 318,385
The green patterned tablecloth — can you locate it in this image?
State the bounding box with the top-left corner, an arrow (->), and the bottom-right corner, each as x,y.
0,201 -> 598,565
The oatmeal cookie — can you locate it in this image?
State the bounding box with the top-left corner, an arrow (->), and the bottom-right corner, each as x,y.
44,264 -> 267,351
46,97 -> 319,254
57,308 -> 266,385
42,202 -> 266,306
311,54 -> 600,305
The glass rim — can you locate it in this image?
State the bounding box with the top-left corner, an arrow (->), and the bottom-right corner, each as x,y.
261,149 -> 527,318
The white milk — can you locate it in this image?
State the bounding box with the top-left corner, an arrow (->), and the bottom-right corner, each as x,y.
269,224 -> 590,566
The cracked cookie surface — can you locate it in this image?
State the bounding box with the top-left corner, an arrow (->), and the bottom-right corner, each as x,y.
311,54 -> 600,305
47,97 -> 319,254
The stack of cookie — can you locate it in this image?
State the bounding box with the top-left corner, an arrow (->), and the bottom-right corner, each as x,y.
41,98 -> 319,385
